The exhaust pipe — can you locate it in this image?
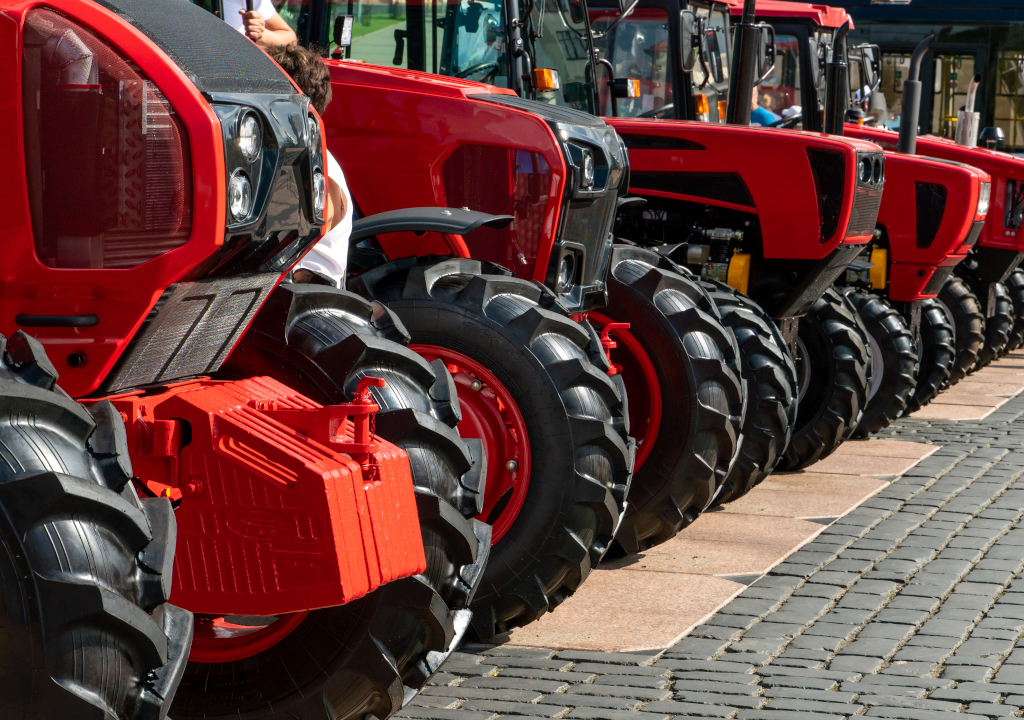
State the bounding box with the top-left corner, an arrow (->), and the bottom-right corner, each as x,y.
725,0 -> 759,125
955,73 -> 982,147
823,21 -> 850,136
896,35 -> 933,155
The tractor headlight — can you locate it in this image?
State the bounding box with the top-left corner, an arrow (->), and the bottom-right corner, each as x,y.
581,149 -> 595,189
557,254 -> 575,290
313,168 -> 327,217
228,170 -> 252,221
238,112 -> 262,162
859,156 -> 872,184
978,181 -> 991,217
308,112 -> 321,156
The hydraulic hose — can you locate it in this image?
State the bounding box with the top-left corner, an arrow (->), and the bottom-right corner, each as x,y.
897,34 -> 933,155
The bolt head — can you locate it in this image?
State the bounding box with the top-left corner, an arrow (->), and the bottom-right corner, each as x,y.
471,379 -> 483,391
506,460 -> 518,472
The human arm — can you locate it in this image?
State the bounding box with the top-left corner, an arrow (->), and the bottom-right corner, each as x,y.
239,5 -> 297,45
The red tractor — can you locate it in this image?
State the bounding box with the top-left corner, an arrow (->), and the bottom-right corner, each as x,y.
735,0 -> 1014,384
585,0 -> 885,480
720,1 -> 992,427
0,1 -> 506,717
207,0 -> 739,606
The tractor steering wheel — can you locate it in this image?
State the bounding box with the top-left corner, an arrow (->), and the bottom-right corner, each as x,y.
768,113 -> 802,129
638,104 -> 675,119
455,62 -> 500,81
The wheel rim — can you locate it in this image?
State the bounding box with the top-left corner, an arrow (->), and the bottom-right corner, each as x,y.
795,336 -> 812,403
866,332 -> 884,402
409,344 -> 531,545
189,611 -> 309,663
587,313 -> 662,471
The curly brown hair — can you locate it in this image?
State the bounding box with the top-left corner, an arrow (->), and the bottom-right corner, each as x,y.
265,43 -> 333,115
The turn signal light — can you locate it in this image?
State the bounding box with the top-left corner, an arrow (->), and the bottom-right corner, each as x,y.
612,78 -> 642,98
533,68 -> 561,92
718,100 -> 728,122
695,94 -> 710,115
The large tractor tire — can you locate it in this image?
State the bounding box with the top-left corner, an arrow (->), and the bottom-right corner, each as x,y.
847,292 -> 918,438
905,298 -> 956,414
0,331 -> 191,719
699,280 -> 797,505
781,288 -> 871,470
1004,269 -> 1024,351
588,246 -> 742,554
179,284 -> 491,720
936,276 -> 985,385
352,258 -> 631,638
974,281 -> 1013,369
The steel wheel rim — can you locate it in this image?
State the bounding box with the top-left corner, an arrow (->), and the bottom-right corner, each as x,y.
867,332 -> 884,402
189,611 -> 309,663
410,344 -> 531,545
588,312 -> 662,471
795,336 -> 812,403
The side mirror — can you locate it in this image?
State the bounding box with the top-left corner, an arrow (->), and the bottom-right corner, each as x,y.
617,0 -> 638,19
701,27 -> 724,83
807,37 -> 821,89
756,23 -> 775,84
680,10 -> 696,73
333,14 -> 354,48
569,0 -> 585,25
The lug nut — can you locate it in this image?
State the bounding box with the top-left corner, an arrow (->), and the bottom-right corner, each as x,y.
471,380 -> 483,391
506,460 -> 518,472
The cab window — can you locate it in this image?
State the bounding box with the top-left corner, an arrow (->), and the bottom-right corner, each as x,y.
753,34 -> 802,128
591,7 -> 674,118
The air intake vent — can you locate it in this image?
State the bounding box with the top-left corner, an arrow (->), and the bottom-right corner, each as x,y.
806,148 -> 846,243
915,182 -> 948,249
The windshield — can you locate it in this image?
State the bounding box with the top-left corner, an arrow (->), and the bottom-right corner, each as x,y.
692,6 -> 729,121
752,34 -> 802,128
591,7 -> 674,118
297,0 -> 596,111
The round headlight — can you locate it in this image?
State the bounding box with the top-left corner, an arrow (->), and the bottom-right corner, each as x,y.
238,113 -> 262,162
313,169 -> 326,217
859,157 -> 872,184
228,170 -> 252,221
581,150 -> 595,189
557,254 -> 575,290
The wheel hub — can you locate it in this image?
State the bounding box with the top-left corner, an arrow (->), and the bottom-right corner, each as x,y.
410,345 -> 531,544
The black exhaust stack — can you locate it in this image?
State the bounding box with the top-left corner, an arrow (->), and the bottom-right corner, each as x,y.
896,35 -> 934,155
823,22 -> 850,136
725,0 -> 760,125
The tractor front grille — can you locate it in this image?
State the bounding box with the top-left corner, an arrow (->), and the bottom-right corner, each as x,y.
560,191 -> 619,287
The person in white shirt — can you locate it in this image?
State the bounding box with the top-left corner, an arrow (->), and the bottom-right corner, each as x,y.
265,43 -> 353,287
221,0 -> 297,45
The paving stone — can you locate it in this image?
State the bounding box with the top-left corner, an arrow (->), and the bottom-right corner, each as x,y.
762,698 -> 864,714
397,709 -> 499,720
863,707 -> 989,719
573,663 -> 670,676
589,675 -> 668,689
497,669 -> 597,683
829,655 -> 885,673
962,703 -> 1019,717
671,671 -> 758,685
542,695 -> 641,710
422,688 -> 545,703
737,710 -> 850,720
461,677 -> 570,693
414,697 -> 461,709
856,694 -> 963,711
640,701 -> 736,717
459,701 -> 571,717
553,651 -> 657,665
567,707 -> 670,720
489,658 -> 575,671
671,680 -> 764,696
482,647 -> 558,659
672,692 -> 766,709
563,685 -> 672,701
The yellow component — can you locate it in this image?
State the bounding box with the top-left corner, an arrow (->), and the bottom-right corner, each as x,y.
533,68 -> 561,92
718,100 -> 728,121
625,78 -> 642,98
869,247 -> 888,289
695,93 -> 710,115
727,252 -> 751,295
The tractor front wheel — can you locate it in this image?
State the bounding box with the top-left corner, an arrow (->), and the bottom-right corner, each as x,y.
0,331 -> 190,720
847,292 -> 918,438
354,258 -> 631,638
905,298 -> 956,414
782,288 -> 870,470
936,276 -> 985,385
184,284 -> 491,719
974,281 -> 1013,369
699,280 -> 796,506
1004,269 -> 1024,351
595,247 -> 743,554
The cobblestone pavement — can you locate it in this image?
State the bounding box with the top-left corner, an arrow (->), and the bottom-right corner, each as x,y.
398,390 -> 1024,720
